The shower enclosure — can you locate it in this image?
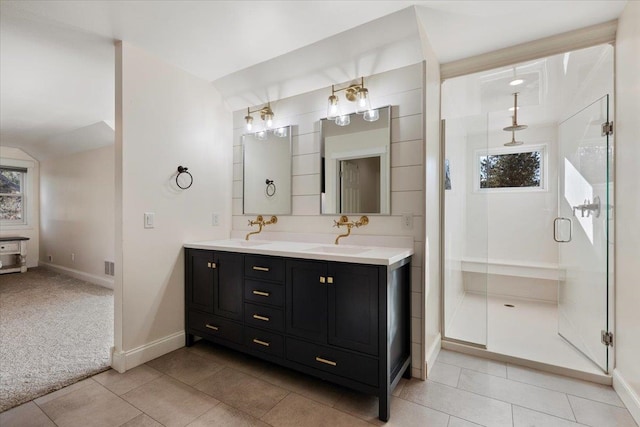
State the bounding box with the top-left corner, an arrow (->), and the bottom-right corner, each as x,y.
441,44 -> 613,374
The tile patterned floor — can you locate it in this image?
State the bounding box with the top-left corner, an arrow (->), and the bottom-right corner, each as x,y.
1,343 -> 637,427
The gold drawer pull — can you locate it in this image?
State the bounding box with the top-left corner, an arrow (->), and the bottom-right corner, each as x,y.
252,290 -> 270,297
207,262 -> 217,269
252,338 -> 270,347
315,356 -> 337,367
205,324 -> 219,331
320,276 -> 326,283
252,314 -> 270,322
252,266 -> 270,272
327,277 -> 334,284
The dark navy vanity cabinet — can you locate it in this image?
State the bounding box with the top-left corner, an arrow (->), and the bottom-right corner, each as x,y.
185,247 -> 411,421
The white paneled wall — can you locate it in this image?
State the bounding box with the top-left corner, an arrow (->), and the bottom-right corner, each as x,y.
232,63 -> 426,377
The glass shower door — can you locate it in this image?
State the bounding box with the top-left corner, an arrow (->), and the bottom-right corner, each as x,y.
557,95 -> 611,372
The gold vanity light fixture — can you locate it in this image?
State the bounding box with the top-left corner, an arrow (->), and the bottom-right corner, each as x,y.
245,102 -> 274,132
326,77 -> 379,126
503,92 -> 528,132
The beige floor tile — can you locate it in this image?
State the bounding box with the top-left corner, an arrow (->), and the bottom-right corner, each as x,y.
507,364 -> 624,407
122,375 -> 218,427
333,391 -> 449,426
568,395 -> 638,427
187,341 -> 269,377
0,401 -> 55,427
458,369 -> 575,420
193,367 -> 289,418
400,379 -> 512,427
257,364 -> 345,406
37,380 -> 140,427
262,393 -> 371,427
33,378 -> 95,406
146,347 -> 224,385
436,349 -> 507,377
427,362 -> 461,387
93,365 -> 162,395
391,378 -> 408,397
513,405 -> 590,427
187,402 -> 271,427
120,413 -> 164,426
448,417 -> 483,426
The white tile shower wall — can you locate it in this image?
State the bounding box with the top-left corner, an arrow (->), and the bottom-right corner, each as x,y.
232,63 -> 426,376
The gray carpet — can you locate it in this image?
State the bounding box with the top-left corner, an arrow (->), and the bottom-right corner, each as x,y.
0,267 -> 113,412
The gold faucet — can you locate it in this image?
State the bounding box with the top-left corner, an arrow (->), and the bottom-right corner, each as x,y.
246,215 -> 277,240
333,215 -> 369,245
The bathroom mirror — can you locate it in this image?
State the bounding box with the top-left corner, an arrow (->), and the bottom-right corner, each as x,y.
243,126 -> 292,215
321,106 -> 391,215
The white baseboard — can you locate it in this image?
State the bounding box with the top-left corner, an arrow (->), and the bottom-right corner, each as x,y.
39,261 -> 114,290
613,369 -> 640,425
425,333 -> 442,378
111,331 -> 185,373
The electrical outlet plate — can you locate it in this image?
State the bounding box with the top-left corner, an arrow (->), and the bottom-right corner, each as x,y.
401,213 -> 413,230
212,212 -> 220,226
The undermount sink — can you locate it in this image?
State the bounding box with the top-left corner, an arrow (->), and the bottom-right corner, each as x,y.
233,240 -> 269,247
306,246 -> 371,255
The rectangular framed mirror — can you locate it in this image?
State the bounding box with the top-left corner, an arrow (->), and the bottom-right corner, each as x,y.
243,126 -> 292,215
321,106 -> 391,215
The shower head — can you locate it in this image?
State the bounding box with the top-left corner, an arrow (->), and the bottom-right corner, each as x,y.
503,92 -> 527,132
504,130 -> 524,146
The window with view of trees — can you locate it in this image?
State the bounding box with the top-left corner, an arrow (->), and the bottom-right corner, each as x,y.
479,148 -> 543,190
0,167 -> 26,223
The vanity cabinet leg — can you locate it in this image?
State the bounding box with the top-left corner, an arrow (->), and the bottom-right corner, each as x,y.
403,364 -> 412,379
185,333 -> 195,347
378,390 -> 390,422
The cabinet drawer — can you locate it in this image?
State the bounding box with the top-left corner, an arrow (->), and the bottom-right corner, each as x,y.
286,337 -> 378,387
0,243 -> 20,253
188,311 -> 243,345
244,280 -> 284,307
244,255 -> 285,282
244,303 -> 284,332
244,326 -> 284,358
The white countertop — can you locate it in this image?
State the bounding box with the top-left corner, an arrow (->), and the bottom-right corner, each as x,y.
184,239 -> 413,266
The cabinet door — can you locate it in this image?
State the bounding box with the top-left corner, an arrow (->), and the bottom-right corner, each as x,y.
187,249 -> 215,313
286,260 -> 327,342
328,262 -> 379,355
213,252 -> 244,320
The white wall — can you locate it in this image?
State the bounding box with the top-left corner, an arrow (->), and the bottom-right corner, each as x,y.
232,63 -> 427,377
39,145 -> 114,287
613,1 -> 640,423
113,42 -> 232,371
0,146 -> 39,267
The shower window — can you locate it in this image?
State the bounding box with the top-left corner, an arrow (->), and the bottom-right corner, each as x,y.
475,144 -> 547,191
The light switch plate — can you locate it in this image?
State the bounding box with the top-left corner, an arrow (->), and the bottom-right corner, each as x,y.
212,212 -> 220,226
144,212 -> 155,229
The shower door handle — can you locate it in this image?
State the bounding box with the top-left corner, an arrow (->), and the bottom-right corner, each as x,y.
554,217 -> 572,243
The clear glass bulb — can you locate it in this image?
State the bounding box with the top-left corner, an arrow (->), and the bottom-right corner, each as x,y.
363,109 -> 379,122
335,114 -> 350,126
265,115 -> 273,129
327,95 -> 339,119
356,88 -> 371,114
245,115 -> 253,131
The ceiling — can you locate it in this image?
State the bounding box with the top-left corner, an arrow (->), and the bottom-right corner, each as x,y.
0,1 -> 627,160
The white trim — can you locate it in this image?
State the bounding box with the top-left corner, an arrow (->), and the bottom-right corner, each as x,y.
111,331 -> 185,373
441,20 -> 617,80
613,370 -> 640,426
425,333 -> 442,377
39,261 -> 114,290
461,257 -> 561,281
474,143 -> 548,193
